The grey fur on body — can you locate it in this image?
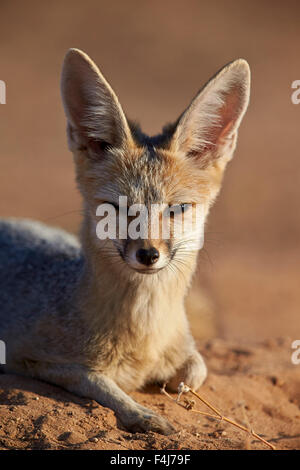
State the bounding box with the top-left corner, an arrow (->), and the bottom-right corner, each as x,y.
0,218 -> 203,434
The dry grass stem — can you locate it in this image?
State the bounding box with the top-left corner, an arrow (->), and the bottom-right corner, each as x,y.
161,382 -> 276,450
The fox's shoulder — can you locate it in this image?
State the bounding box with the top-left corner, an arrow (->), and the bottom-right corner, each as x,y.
0,218 -> 81,264
0,219 -> 83,334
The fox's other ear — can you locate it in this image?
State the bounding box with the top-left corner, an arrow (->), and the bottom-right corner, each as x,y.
170,59 -> 250,168
61,48 -> 131,153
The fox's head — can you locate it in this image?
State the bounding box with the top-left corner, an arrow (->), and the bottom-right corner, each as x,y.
61,49 -> 250,277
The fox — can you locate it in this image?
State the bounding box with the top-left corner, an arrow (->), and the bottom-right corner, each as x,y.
0,49 -> 250,435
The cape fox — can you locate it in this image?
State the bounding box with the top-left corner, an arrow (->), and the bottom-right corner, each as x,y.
0,49 -> 250,435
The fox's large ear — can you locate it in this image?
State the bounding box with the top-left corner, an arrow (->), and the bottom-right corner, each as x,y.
61,48 -> 132,154
170,59 -> 250,168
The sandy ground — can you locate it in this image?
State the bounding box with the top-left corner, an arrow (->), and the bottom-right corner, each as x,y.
0,338 -> 299,450
0,1 -> 300,451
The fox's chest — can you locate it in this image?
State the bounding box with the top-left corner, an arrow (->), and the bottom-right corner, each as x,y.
102,319 -> 187,392
81,286 -> 188,390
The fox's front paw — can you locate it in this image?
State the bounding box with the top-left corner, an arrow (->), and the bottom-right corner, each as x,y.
167,351 -> 207,392
121,408 -> 176,435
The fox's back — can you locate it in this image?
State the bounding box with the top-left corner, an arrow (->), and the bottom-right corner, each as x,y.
0,218 -> 83,337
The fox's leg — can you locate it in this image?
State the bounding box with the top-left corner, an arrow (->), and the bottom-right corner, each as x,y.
149,337 -> 207,393
166,349 -> 207,392
25,362 -> 175,435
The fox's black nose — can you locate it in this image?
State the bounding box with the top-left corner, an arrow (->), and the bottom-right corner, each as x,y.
136,247 -> 160,266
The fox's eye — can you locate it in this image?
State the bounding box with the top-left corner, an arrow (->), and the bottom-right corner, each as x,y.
179,203 -> 191,213
164,203 -> 192,218
173,203 -> 192,214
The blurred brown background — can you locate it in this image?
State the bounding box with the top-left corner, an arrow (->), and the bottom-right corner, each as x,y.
0,0 -> 299,344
